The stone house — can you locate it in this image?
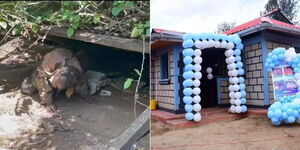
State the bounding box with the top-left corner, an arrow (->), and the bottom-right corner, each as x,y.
151,9 -> 300,113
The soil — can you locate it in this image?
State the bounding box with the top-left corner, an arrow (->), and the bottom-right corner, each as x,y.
151,116 -> 300,150
0,85 -> 149,150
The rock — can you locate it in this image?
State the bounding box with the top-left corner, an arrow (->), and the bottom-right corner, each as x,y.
0,37 -> 25,60
100,90 -> 111,96
85,70 -> 111,95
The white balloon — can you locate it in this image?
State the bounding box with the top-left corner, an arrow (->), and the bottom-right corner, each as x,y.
225,58 -> 231,64
228,70 -> 232,76
297,80 -> 300,87
227,64 -> 231,70
228,56 -> 236,63
235,99 -> 241,105
231,69 -> 238,76
202,40 -> 208,48
233,84 -> 240,91
228,42 -> 234,49
193,96 -> 201,103
194,40 -> 202,49
194,64 -> 202,72
194,112 -> 202,122
193,88 -> 201,95
227,49 -> 234,56
207,74 -> 213,80
229,85 -> 234,91
230,98 -> 235,105
208,40 -> 214,47
194,72 -> 202,79
193,103 -> 202,112
230,63 -> 237,70
232,77 -> 239,84
206,67 -> 213,73
229,91 -> 235,98
214,41 -> 221,48
193,79 -> 201,86
235,106 -> 242,113
295,73 -> 300,80
194,56 -> 203,64
235,92 -> 242,99
194,49 -> 202,56
230,105 -> 236,113
221,41 -> 228,48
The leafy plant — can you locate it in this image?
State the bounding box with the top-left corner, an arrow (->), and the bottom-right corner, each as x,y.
0,1 -> 149,42
123,69 -> 142,89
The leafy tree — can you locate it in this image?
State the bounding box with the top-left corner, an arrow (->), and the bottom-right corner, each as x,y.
216,21 -> 236,33
263,0 -> 299,24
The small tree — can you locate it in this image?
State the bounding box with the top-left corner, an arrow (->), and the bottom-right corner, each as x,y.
216,21 -> 236,33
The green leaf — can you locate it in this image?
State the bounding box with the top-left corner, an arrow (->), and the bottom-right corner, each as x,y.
131,27 -> 143,38
71,21 -> 80,29
67,27 -> 75,37
146,28 -> 150,37
123,78 -> 133,89
125,1 -> 134,9
11,25 -> 22,36
93,13 -> 101,24
133,69 -> 141,76
112,6 -> 123,16
0,22 -> 7,29
73,15 -> 80,22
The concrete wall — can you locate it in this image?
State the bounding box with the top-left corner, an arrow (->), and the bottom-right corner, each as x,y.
151,49 -> 175,110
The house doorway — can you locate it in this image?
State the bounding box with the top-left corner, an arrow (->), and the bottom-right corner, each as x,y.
179,48 -> 227,112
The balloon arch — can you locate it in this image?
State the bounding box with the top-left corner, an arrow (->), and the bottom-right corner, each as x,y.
181,33 -> 247,122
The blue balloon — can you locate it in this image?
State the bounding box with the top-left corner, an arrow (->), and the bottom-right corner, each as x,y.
267,111 -> 274,119
240,84 -> 246,90
287,108 -> 293,115
185,113 -> 194,120
183,71 -> 194,79
236,44 -> 243,50
185,104 -> 193,112
183,96 -> 193,104
278,54 -> 284,60
183,79 -> 193,87
241,105 -> 247,113
183,56 -> 193,64
271,55 -> 278,61
271,117 -> 280,125
192,34 -> 201,41
266,58 -> 272,63
184,64 -> 194,71
288,116 -> 296,123
183,48 -> 194,56
241,90 -> 246,97
241,98 -> 246,104
182,39 -> 194,48
236,56 -> 242,62
183,88 -> 193,96
183,34 -> 193,41
239,77 -> 245,83
238,68 -> 245,75
282,112 -> 288,119
293,110 -> 299,117
237,62 -> 243,69
274,109 -> 282,118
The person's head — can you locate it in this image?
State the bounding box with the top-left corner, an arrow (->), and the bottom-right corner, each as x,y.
50,65 -> 81,91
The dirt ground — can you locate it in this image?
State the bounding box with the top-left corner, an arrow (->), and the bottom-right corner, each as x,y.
0,85 -> 149,150
151,116 -> 300,150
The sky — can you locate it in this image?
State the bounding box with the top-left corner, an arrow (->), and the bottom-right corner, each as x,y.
150,0 -> 300,33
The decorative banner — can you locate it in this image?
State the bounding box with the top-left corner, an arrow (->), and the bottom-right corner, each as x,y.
182,33 -> 247,122
272,65 -> 298,100
265,47 -> 300,126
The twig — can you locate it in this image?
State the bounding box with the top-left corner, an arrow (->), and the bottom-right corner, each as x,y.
0,24 -> 16,44
133,36 -> 147,119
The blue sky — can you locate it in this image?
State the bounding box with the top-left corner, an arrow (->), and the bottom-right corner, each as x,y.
151,0 -> 300,33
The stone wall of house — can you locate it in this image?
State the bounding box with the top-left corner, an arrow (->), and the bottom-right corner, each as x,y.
267,41 -> 292,104
220,80 -> 230,104
151,50 -> 175,110
244,42 -> 265,106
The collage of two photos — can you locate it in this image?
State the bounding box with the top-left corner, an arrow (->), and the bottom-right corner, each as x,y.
0,0 -> 300,150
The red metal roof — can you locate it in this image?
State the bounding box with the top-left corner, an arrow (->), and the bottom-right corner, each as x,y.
223,16 -> 300,35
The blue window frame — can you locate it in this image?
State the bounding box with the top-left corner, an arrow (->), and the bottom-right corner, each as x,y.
160,52 -> 169,84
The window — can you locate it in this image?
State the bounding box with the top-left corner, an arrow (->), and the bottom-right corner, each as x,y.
160,53 -> 169,84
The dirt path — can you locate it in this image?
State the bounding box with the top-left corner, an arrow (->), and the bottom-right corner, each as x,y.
151,116 -> 300,150
0,86 -> 149,150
